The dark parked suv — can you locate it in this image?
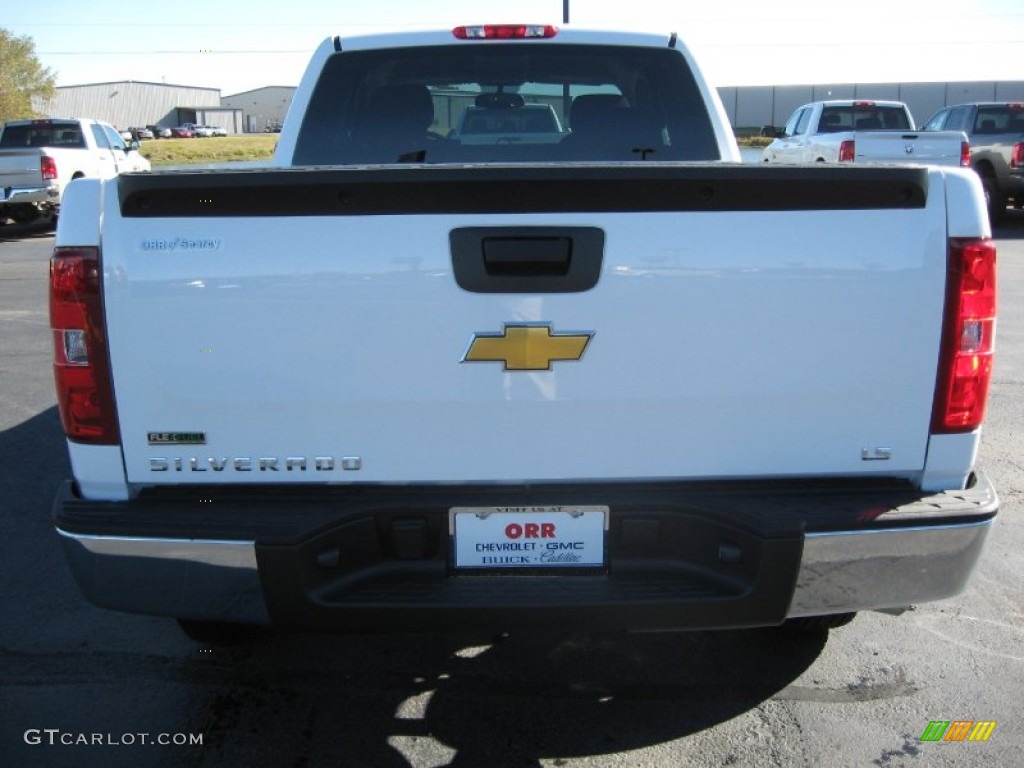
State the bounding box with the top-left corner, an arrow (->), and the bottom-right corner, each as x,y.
923,102 -> 1024,222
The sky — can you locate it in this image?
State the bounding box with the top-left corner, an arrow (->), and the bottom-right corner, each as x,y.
4,0 -> 1023,96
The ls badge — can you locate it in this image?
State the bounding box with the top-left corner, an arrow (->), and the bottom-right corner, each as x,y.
463,324 -> 593,371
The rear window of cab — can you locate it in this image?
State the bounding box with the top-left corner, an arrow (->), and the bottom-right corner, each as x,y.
293,43 -> 719,165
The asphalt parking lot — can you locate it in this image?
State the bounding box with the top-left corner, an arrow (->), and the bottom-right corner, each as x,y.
0,212 -> 1022,767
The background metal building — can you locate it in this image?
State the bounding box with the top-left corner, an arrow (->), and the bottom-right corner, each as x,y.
240,81 -> 1024,136
33,79 -> 1024,137
215,80 -> 1024,137
35,81 -> 242,133
221,87 -> 297,133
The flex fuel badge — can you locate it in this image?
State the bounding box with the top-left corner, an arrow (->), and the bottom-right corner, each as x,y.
148,432 -> 206,445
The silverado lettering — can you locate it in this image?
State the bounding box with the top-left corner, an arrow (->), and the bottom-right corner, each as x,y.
148,456 -> 359,472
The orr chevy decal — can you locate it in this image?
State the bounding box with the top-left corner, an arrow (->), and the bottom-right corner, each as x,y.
451,506 -> 608,569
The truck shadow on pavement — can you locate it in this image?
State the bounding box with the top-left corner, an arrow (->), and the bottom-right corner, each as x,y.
0,407 -> 69,505
0,408 -> 830,767
177,606 -> 830,766
0,218 -> 56,243
993,208 -> 1024,239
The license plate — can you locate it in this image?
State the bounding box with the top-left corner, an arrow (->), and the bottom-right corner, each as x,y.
450,505 -> 608,569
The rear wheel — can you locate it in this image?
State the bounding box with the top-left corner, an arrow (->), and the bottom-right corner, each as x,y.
978,167 -> 1005,224
8,204 -> 39,224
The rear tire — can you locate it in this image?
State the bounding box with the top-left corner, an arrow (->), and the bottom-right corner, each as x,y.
8,204 -> 39,224
979,169 -> 1005,224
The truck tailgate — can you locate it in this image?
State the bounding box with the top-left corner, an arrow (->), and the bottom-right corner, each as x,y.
853,131 -> 965,165
103,165 -> 947,486
0,149 -> 43,191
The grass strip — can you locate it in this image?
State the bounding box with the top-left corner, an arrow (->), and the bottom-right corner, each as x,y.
139,135 -> 278,166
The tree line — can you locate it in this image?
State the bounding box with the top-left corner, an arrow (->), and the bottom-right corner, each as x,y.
0,29 -> 56,123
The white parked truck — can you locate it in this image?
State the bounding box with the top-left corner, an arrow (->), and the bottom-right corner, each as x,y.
0,117 -> 150,224
762,100 -> 970,167
51,25 -> 998,642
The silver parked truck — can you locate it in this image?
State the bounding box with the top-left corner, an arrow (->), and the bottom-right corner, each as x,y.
923,101 -> 1024,222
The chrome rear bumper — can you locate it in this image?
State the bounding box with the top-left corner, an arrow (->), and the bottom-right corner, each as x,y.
57,532 -> 271,625
0,185 -> 59,205
788,520 -> 991,616
55,472 -> 998,630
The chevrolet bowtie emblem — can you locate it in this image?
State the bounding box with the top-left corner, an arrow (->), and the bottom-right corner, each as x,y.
463,324 -> 593,371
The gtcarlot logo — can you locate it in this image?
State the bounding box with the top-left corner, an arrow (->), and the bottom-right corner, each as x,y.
24,729 -> 203,747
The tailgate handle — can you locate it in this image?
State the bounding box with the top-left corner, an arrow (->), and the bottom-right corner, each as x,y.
483,237 -> 570,276
451,226 -> 604,293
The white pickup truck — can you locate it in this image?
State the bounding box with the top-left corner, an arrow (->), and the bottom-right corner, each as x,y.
51,25 -> 998,643
762,100 -> 970,167
0,117 -> 150,224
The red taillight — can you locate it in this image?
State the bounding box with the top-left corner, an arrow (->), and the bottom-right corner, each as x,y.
50,247 -> 119,444
961,141 -> 971,167
1011,142 -> 1024,169
41,155 -> 57,180
932,238 -> 997,433
839,140 -> 855,162
453,24 -> 558,39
